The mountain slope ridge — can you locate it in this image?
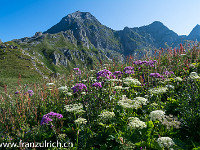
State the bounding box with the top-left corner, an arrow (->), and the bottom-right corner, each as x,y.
5,10 -> 200,79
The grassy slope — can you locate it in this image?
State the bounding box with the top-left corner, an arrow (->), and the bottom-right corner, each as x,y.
0,41 -> 50,91
0,33 -> 119,91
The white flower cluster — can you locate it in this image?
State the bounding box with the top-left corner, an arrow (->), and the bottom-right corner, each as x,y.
123,77 -> 141,86
65,103 -> 85,114
189,72 -> 200,80
189,64 -> 196,69
46,83 -> 55,90
109,79 -> 122,82
128,117 -> 147,129
118,96 -> 134,109
46,83 -> 55,86
122,87 -> 130,90
162,115 -> 181,129
149,110 -> 165,121
113,86 -> 123,90
74,118 -> 87,125
58,86 -> 68,92
149,87 -> 168,95
174,77 -> 183,82
90,70 -> 96,72
164,78 -> 171,83
82,79 -> 87,82
66,92 -> 73,96
165,84 -> 174,89
98,110 -> 115,122
133,97 -> 148,105
150,111 -> 181,128
81,92 -> 86,95
157,137 -> 175,149
118,95 -> 146,109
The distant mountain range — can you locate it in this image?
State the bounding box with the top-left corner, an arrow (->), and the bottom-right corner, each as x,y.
43,11 -> 200,55
1,11 -> 200,79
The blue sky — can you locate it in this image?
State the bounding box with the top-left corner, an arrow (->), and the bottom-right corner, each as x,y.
1,0 -> 200,42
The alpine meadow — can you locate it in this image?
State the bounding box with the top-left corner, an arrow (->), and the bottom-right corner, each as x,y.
0,10 -> 200,150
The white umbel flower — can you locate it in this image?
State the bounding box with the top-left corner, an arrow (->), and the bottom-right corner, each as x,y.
46,83 -> 55,86
133,97 -> 148,105
123,77 -> 141,86
189,72 -> 200,80
113,86 -> 123,90
174,77 -> 183,82
110,79 -> 121,82
82,79 -> 87,82
149,87 -> 168,95
98,110 -> 115,122
58,86 -> 68,92
65,103 -> 85,114
74,118 -> 87,125
165,84 -> 174,89
66,92 -> 73,96
149,110 -> 165,121
118,95 -> 146,109
128,117 -> 147,129
157,137 -> 175,149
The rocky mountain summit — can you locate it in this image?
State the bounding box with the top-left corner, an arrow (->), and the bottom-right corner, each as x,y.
44,11 -> 121,51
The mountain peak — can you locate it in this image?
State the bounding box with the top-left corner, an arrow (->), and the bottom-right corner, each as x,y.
66,11 -> 96,20
151,21 -> 163,25
149,21 -> 165,27
188,24 -> 200,40
44,11 -> 99,34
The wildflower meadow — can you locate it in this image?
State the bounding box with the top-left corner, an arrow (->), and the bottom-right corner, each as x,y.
0,43 -> 200,149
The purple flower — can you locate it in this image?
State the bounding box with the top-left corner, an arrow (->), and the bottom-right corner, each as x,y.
133,60 -> 144,65
137,60 -> 157,67
97,69 -> 113,80
15,91 -> 20,94
40,112 -> 63,125
71,83 -> 87,93
111,75 -> 116,79
92,82 -> 102,88
113,71 -> 123,78
149,73 -> 163,78
28,90 -> 34,97
56,114 -> 63,119
163,71 -> 174,77
124,66 -> 134,74
153,60 -> 157,63
40,116 -> 53,125
48,112 -> 57,116
73,68 -> 81,75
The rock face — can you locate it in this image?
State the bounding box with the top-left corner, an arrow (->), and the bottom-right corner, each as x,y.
34,32 -> 43,37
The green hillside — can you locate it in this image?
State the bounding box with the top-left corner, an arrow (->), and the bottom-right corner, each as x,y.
0,41 -> 51,90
